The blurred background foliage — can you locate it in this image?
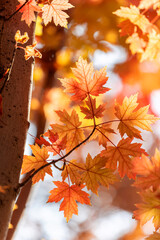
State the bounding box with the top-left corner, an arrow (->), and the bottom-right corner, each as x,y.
9,0 -> 160,239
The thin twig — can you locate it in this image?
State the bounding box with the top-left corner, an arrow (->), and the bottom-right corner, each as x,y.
18,126 -> 96,189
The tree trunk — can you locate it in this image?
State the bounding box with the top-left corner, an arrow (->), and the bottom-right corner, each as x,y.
0,1 -> 35,239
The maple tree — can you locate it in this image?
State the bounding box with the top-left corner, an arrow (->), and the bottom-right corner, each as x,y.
0,0 -> 160,240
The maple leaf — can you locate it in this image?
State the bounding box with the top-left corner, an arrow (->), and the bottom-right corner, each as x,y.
114,5 -> 153,34
133,149 -> 160,190
42,0 -> 74,28
47,181 -> 91,222
62,155 -> 117,194
140,30 -> 160,63
22,144 -> 52,184
146,232 -> 160,240
24,42 -> 42,60
90,125 -> 115,147
101,138 -> 147,179
115,94 -> 158,140
61,159 -> 83,185
133,189 -> 160,230
17,0 -> 41,26
80,154 -> 118,194
80,97 -> 106,119
59,57 -> 110,102
35,136 -> 51,146
14,30 -> 29,44
49,109 -> 85,152
126,32 -> 146,55
139,0 -> 160,12
43,130 -> 66,155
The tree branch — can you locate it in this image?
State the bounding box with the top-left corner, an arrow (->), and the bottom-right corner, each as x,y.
18,126 -> 96,189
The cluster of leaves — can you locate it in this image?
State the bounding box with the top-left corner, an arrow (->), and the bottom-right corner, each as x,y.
22,57 -> 158,224
114,0 -> 160,62
2,0 -> 159,238
132,149 -> 160,238
16,0 -> 74,27
15,30 -> 42,60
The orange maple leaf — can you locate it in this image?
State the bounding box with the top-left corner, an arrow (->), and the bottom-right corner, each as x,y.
61,159 -> 83,185
101,138 -> 147,179
42,0 -> 74,28
80,96 -> 106,119
24,42 -> 42,60
22,144 -> 52,184
60,57 -> 110,102
133,189 -> 160,230
133,149 -> 160,190
115,94 -> 158,140
49,109 -> 85,152
17,0 -> 41,26
80,154 -> 118,194
47,181 -> 91,222
62,155 -> 117,194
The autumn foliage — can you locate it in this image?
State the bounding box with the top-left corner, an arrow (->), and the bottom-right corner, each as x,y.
21,56 -> 158,224
1,0 -> 160,239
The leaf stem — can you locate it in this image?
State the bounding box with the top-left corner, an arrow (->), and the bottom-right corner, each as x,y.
96,127 -> 116,147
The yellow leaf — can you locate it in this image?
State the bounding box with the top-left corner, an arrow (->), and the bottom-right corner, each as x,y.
61,159 -> 83,185
81,154 -> 118,194
22,144 -> 52,184
25,42 -> 42,60
15,30 -> 29,44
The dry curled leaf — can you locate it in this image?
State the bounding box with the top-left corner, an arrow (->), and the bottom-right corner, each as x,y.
24,42 -> 42,60
15,30 -> 29,44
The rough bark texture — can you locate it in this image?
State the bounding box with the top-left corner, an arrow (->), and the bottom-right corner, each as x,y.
0,1 -> 35,239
